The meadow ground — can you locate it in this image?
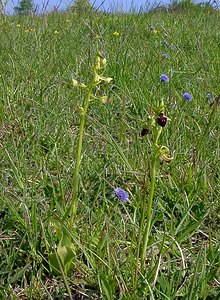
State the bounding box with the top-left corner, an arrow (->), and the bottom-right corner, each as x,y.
0,5 -> 220,299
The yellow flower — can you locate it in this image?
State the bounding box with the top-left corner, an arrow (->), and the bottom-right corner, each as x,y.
16,24 -> 21,27
72,80 -> 87,89
152,29 -> 158,34
72,79 -> 79,87
159,146 -> 173,163
103,77 -> 113,84
94,74 -> 113,84
54,30 -> 59,35
113,31 -> 119,36
99,96 -> 108,103
24,29 -> 30,33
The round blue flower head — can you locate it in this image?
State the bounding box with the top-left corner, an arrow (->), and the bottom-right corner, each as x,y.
162,53 -> 168,58
113,188 -> 129,203
183,93 -> 192,101
160,74 -> 170,83
163,40 -> 168,45
168,45 -> 173,50
150,26 -> 155,31
206,93 -> 212,100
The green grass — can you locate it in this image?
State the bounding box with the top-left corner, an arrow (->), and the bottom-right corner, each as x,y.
0,5 -> 220,299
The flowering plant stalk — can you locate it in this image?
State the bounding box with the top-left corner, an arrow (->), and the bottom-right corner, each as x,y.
70,51 -> 112,226
49,51 -> 112,275
140,126 -> 161,270
69,90 -> 91,227
135,100 -> 173,285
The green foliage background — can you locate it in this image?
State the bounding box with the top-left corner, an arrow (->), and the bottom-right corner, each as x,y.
0,4 -> 220,299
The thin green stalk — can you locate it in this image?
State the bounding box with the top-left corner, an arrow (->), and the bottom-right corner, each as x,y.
140,127 -> 161,272
134,120 -> 162,289
134,126 -> 162,286
134,174 -> 148,289
69,90 -> 92,227
141,153 -> 157,271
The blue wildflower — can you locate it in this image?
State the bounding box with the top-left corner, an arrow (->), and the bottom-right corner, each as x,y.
113,188 -> 129,203
163,40 -> 168,45
150,26 -> 155,31
206,93 -> 212,100
183,93 -> 192,101
162,53 -> 168,58
160,74 -> 170,83
168,45 -> 173,50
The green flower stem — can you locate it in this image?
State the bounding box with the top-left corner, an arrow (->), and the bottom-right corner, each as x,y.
134,126 -> 162,288
140,127 -> 161,272
140,152 -> 157,271
134,174 -> 148,289
69,90 -> 92,227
